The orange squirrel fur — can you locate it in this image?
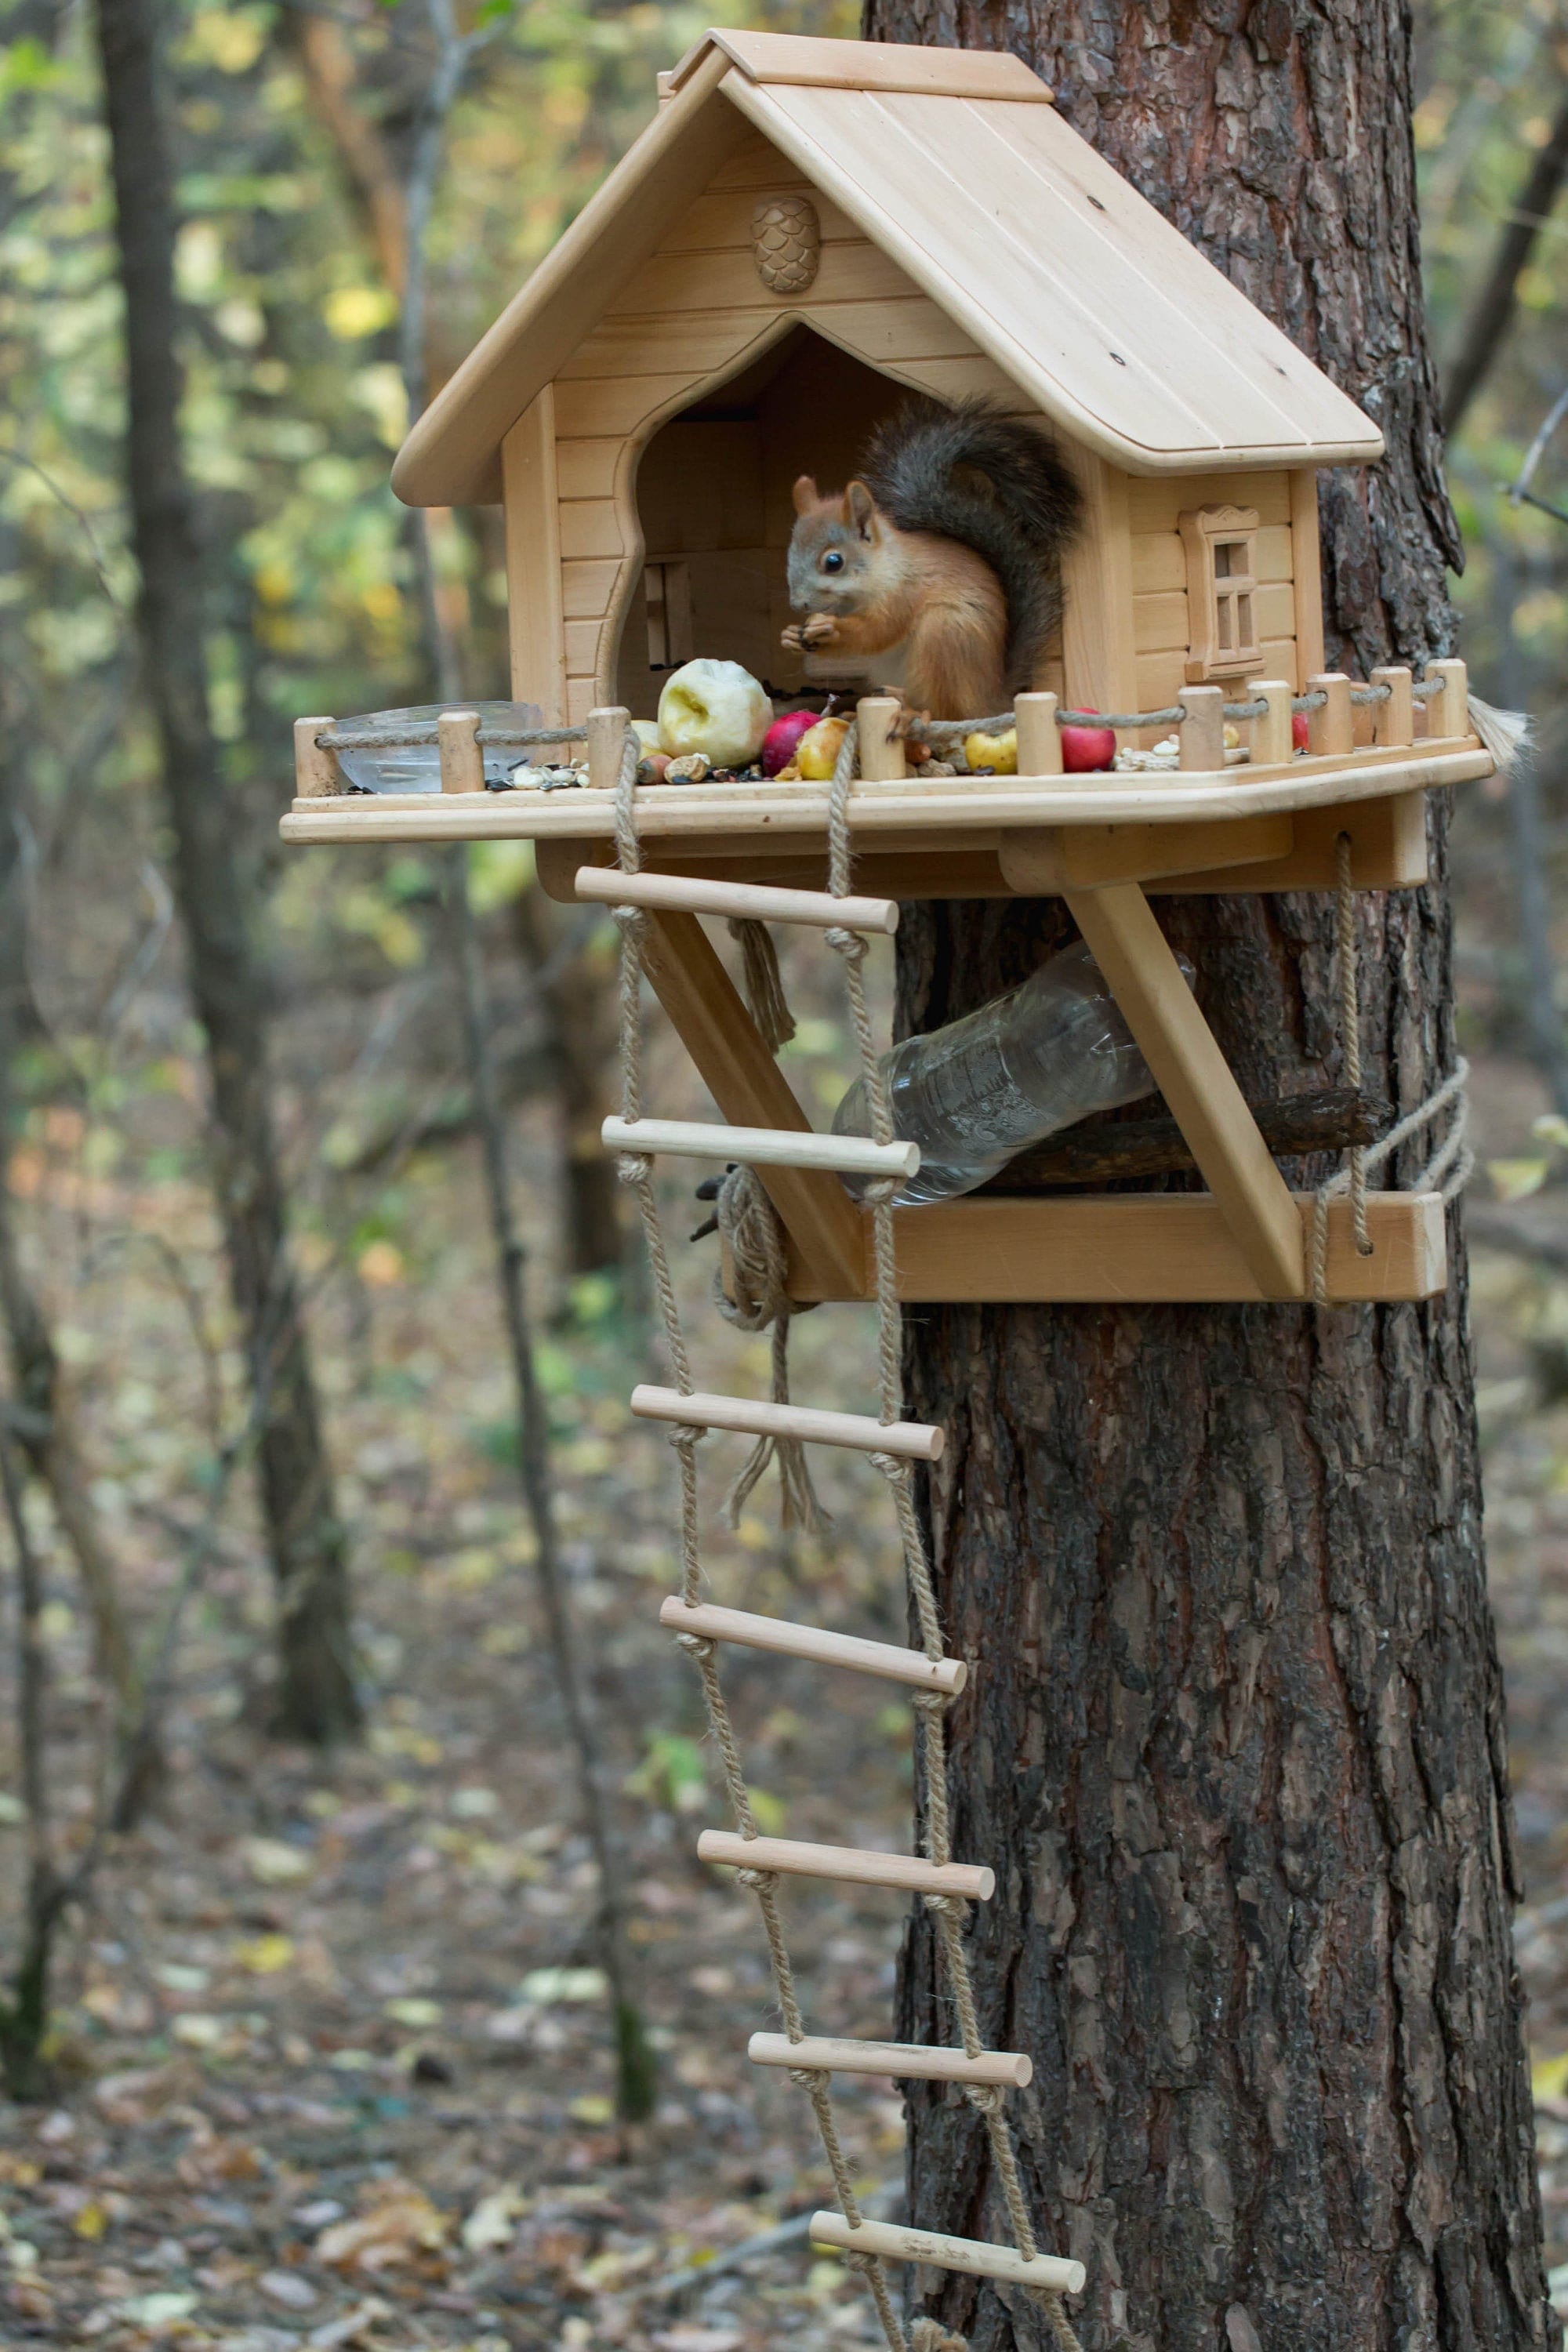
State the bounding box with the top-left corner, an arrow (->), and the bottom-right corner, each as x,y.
781,397 -> 1082,722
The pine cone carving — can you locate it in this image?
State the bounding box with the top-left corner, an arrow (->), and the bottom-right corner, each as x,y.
753,195 -> 821,295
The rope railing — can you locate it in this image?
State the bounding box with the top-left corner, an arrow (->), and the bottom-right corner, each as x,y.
315,719 -> 586,751
297,660 -> 1475,799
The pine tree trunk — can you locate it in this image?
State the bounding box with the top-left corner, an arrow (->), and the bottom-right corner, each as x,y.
93,0 -> 361,1742
858,4 -> 1550,2346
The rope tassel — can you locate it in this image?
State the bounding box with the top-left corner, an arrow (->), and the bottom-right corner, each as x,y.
728,916 -> 797,1051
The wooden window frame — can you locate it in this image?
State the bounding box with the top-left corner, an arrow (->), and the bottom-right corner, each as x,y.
1179,504 -> 1263,683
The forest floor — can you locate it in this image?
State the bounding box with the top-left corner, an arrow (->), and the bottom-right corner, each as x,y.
7,945 -> 1568,2351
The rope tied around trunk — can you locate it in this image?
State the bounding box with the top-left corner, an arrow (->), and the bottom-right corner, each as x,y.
1308,832 -> 1473,1304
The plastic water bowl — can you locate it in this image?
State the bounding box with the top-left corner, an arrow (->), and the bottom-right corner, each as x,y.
333,701 -> 549,793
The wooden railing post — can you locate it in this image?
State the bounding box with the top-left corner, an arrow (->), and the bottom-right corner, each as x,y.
293,717 -> 339,797
437,709 -> 483,793
1178,684 -> 1225,772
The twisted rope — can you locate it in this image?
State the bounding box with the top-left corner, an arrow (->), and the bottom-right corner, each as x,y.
824,723 -> 1082,2352
318,720 -> 585,750
1308,830 -> 1472,1301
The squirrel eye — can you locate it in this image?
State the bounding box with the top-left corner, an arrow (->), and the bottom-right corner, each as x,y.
822,550 -> 844,573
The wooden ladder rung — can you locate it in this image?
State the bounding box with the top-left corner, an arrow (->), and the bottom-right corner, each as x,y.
632,1385 -> 944,1462
809,2212 -> 1083,2297
603,1115 -> 916,1180
698,1830 -> 990,1900
573,865 -> 899,935
750,2031 -> 1028,2087
659,1597 -> 966,1694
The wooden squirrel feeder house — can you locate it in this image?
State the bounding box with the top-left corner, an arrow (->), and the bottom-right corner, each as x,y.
284,29 -> 1492,1311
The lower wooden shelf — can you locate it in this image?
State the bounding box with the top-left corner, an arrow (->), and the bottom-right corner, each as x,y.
770,1190 -> 1446,1305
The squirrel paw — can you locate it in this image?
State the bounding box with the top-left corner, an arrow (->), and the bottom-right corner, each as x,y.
782,613 -> 840,652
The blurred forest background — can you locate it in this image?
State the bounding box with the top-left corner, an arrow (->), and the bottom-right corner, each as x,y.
5,0 -> 1568,2347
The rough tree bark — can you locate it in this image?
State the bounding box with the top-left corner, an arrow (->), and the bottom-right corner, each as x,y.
93,0 -> 361,1740
858,5 -> 1550,2347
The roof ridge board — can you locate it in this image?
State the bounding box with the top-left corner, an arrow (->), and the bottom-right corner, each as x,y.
670,27 -> 1052,100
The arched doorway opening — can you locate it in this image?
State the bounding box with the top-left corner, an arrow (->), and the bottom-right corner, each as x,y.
613,325 -> 917,719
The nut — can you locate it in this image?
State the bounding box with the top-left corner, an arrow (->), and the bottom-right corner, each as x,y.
666,752 -> 711,784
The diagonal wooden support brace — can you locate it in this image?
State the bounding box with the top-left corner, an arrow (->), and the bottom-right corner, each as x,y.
1064,881 -> 1306,1299
633,909 -> 867,1299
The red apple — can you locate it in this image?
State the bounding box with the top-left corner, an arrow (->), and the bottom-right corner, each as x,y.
1291,712 -> 1311,752
762,709 -> 818,777
1060,722 -> 1116,773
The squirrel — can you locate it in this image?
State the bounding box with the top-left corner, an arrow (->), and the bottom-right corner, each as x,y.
779,396 -> 1083,722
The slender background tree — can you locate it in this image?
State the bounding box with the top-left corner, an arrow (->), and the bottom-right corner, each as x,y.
93,0 -> 360,1742
856,4 -> 1552,2347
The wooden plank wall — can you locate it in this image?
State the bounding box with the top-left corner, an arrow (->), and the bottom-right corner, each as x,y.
1129,470 -> 1298,724
547,130 -> 1027,722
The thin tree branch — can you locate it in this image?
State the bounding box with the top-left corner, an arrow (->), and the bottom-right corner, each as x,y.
1445,83 -> 1568,437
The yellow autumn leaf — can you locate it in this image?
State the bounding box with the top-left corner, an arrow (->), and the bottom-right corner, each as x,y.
242,1837 -> 311,1886
71,2201 -> 107,2241
232,1934 -> 296,1976
1489,1157 -> 1548,1203
323,285 -> 397,341
383,1998 -> 442,2029
569,2094 -> 613,2125
1534,2051 -> 1568,2101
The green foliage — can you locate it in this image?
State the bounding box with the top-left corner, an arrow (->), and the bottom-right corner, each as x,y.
1419,0 -> 1568,707
0,0 -> 855,1034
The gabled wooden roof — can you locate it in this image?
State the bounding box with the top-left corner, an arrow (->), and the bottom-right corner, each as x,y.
393,31 -> 1383,506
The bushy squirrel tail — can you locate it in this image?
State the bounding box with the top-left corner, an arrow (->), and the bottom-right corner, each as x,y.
861,397 -> 1083,695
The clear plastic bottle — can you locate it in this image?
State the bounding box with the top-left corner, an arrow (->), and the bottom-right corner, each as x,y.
831,940 -> 1188,1205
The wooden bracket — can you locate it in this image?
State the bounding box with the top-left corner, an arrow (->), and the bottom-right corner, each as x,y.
779,1192 -> 1444,1305
631,908 -> 866,1299
538,792 -> 1428,906
1061,882 -> 1305,1298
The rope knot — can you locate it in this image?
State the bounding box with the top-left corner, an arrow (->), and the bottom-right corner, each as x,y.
911,1690 -> 949,1718
911,2322 -> 971,2352
615,1150 -> 652,1187
964,2082 -> 1006,2117
674,1632 -> 715,1661
735,1867 -> 776,1893
923,1891 -> 968,1921
824,924 -> 868,963
666,1423 -> 705,1453
787,2065 -> 824,2091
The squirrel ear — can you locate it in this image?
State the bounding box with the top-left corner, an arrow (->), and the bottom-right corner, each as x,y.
792,475 -> 819,517
844,480 -> 878,539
